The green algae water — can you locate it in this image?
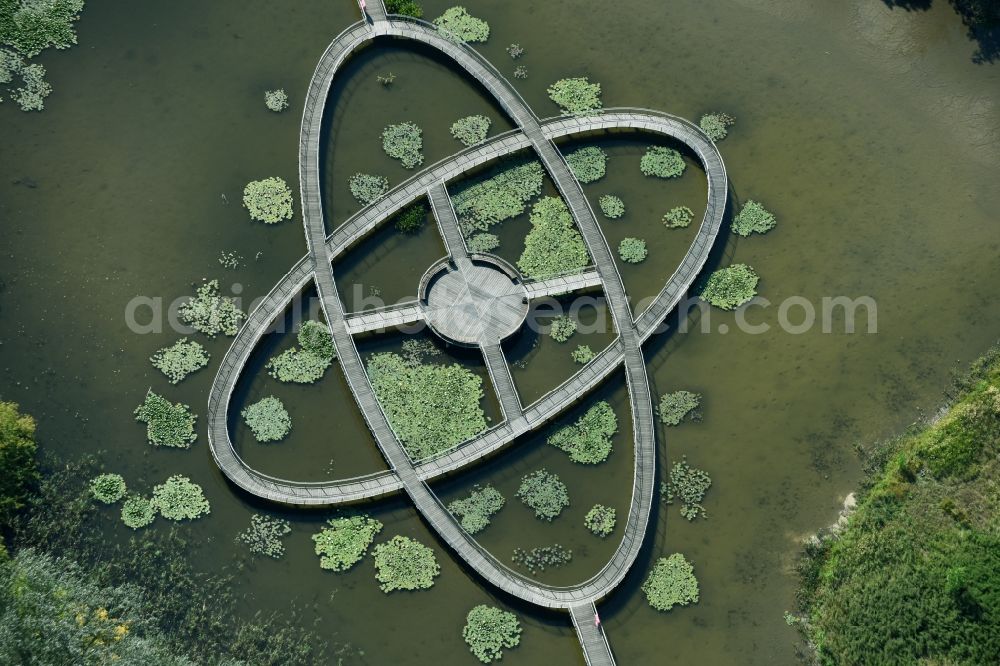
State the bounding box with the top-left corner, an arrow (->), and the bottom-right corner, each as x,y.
2,0 -> 999,663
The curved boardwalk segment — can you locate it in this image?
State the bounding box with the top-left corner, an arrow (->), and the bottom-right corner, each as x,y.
205,5 -> 726,664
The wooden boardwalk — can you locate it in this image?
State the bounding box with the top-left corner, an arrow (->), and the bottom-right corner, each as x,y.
571,602 -> 616,666
205,3 -> 727,662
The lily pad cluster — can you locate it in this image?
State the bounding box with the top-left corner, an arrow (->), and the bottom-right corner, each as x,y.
548,401 -> 618,464
382,121 -> 424,169
732,200 -> 776,237
516,469 -> 569,520
618,237 -> 647,263
658,390 -> 701,426
311,514 -> 384,571
178,279 -> 245,337
372,535 -> 440,593
149,338 -> 209,384
463,605 -> 522,663
571,344 -> 594,364
348,173 -> 389,205
517,196 -> 590,279
663,456 -> 711,521
241,396 -> 292,443
701,263 -> 759,310
640,146 -> 686,179
662,205 -> 694,229
565,146 -> 607,183
133,390 -> 197,448
448,485 -> 505,534
698,112 -> 735,142
511,544 -> 572,574
450,114 -> 491,147
548,315 -> 577,342
584,504 -> 617,537
433,6 -> 489,43
151,475 -> 211,521
642,553 -> 700,611
243,176 -> 294,224
89,473 -> 127,504
239,514 -> 292,559
266,320 -> 336,384
599,194 -> 625,219
453,160 -> 544,235
547,77 -> 602,116
264,88 -> 288,112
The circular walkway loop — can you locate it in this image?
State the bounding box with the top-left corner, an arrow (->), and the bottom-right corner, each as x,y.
207,4 -> 727,664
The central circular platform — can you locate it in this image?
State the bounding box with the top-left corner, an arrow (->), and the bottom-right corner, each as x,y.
420,256 -> 529,347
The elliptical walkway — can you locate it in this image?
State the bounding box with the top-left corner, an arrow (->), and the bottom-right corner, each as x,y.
206,2 -> 727,663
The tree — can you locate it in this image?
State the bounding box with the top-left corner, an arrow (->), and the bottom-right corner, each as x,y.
0,401 -> 38,536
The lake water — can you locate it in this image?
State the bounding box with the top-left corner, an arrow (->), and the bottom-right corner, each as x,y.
2,0 -> 998,663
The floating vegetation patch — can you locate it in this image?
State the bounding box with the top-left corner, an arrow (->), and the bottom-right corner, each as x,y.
599,194 -> 624,219
513,65 -> 527,79
385,0 -> 423,18
547,401 -> 617,464
89,473 -> 126,504
701,264 -> 759,310
565,146 -> 607,183
662,456 -> 712,521
517,196 -> 590,279
450,114 -> 491,147
120,495 -> 155,530
133,390 -> 197,448
433,6 -> 489,43
151,475 -> 211,521
239,514 -> 292,559
571,344 -> 594,364
448,485 -> 505,534
618,237 -> 647,263
548,315 -> 577,342
367,352 -> 486,460
400,338 -> 441,366
373,535 -> 441,592
658,390 -> 701,426
547,77 -> 602,116
264,88 -> 288,112
266,320 -> 336,384
218,250 -> 243,269
467,232 -> 500,253
0,51 -> 50,111
243,176 -> 294,224
452,160 -> 544,235
241,396 -> 292,443
642,553 -> 700,611
699,112 -> 735,142
662,205 -> 694,229
311,515 -> 383,571
640,146 -> 686,179
382,121 -> 424,169
348,173 -> 389,205
394,201 -> 428,233
506,43 -> 524,59
511,544 -> 572,575
731,200 -> 776,237
584,504 -> 617,537
463,605 -> 522,664
150,338 -> 210,384
516,469 -> 569,520
178,279 -> 245,337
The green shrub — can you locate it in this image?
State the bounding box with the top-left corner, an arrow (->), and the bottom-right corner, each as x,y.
151,476 -> 210,521
89,474 -> 126,504
241,396 -> 291,443
467,232 -> 499,253
266,320 -> 336,384
662,456 -> 711,520
658,390 -> 701,425
348,173 -> 388,205
547,77 -> 602,116
150,338 -> 209,384
618,237 -> 647,263
385,0 -> 423,17
0,401 -> 38,533
700,264 -> 759,310
394,202 -> 428,233
372,535 -> 440,592
640,146 -> 686,178
571,344 -> 594,364
516,469 -> 569,520
662,205 -> 694,229
565,146 -> 607,183
0,0 -> 84,58
698,112 -> 734,142
367,352 -> 486,459
120,495 -> 155,530
463,605 -> 521,663
450,114 -> 491,147
599,194 -> 624,219
448,485 -> 505,534
732,200 -> 776,236
584,504 -> 616,537
382,121 -> 424,169
177,279 -> 245,337
133,391 -> 197,448
311,515 -> 383,571
517,196 -> 590,279
238,514 -> 291,559
242,176 -> 293,224
452,160 -> 544,234
549,315 -> 577,342
547,401 -> 617,464
642,553 -> 700,611
511,544 -> 572,574
264,88 -> 288,112
433,6 -> 489,43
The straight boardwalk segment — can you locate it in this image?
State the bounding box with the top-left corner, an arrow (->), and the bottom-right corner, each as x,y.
427,181 -> 469,261
204,5 -> 727,664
